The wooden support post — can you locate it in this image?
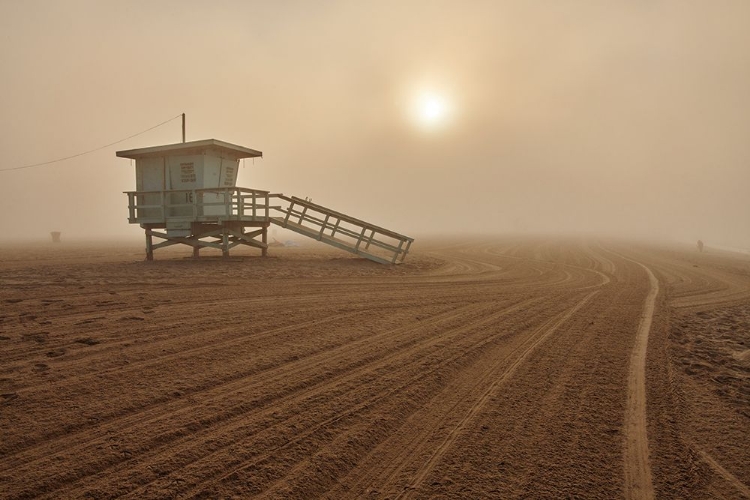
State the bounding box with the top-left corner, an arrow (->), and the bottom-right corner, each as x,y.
283,202 -> 294,226
319,214 -> 330,240
222,230 -> 229,258
145,229 -> 154,261
193,246 -> 200,259
400,239 -> 413,262
128,193 -> 135,221
392,239 -> 405,264
354,227 -> 367,251
331,218 -> 340,238
252,191 -> 256,219
262,226 -> 268,257
365,229 -> 375,249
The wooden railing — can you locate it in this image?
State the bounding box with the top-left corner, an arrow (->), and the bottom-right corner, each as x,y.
124,187 -> 271,223
269,194 -> 413,264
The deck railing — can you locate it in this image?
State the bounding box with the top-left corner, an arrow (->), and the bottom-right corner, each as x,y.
124,187 -> 271,223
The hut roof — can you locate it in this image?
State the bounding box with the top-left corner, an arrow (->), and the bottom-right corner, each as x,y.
116,139 -> 262,160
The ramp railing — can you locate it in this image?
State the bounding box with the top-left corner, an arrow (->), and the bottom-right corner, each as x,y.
269,195 -> 413,264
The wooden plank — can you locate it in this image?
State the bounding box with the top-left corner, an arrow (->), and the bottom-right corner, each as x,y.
400,239 -> 413,262
225,228 -> 267,249
318,214 -> 330,240
354,227 -> 367,251
392,239 -> 405,264
283,201 -> 294,226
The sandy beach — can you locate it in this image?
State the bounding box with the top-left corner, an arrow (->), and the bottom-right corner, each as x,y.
0,237 -> 748,499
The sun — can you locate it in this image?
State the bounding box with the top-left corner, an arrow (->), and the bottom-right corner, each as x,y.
410,91 -> 452,130
419,94 -> 446,122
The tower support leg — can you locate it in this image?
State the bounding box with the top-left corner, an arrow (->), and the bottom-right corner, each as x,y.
145,229 -> 154,261
262,226 -> 268,257
193,246 -> 200,259
222,230 -> 229,258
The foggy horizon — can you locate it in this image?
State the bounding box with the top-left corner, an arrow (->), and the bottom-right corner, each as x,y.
1,1 -> 748,250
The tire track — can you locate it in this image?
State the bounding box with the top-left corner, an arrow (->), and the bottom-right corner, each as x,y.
0,293 -> 336,366
7,288 -> 465,378
0,289 -> 459,370
614,245 -> 750,499
621,257 -> 658,500
323,290 -> 599,499
0,309 -> 369,460
395,290 -> 600,499
694,447 -> 750,499
483,242 -> 609,289
10,301 -> 499,497
40,298 -> 540,498
0,294 -> 423,383
156,298 -> 548,500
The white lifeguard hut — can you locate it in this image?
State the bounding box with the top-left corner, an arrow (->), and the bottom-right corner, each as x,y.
118,133 -> 414,263
117,139 -> 271,260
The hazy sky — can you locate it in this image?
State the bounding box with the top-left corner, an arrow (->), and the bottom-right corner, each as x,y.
1,1 -> 748,247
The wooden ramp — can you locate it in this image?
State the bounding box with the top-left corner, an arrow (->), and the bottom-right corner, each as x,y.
269,195 -> 413,264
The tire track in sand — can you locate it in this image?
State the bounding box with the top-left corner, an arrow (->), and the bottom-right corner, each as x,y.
621,256 -> 658,500
694,447 -> 750,499
173,299 -> 544,500
15,301 -> 504,498
0,310 -> 365,463
393,290 -> 600,499
319,289 -> 597,499
614,247 -> 750,499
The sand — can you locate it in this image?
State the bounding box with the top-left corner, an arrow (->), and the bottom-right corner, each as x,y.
0,237 -> 748,499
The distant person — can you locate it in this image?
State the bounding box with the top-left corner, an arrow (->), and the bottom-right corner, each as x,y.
697,240 -> 704,253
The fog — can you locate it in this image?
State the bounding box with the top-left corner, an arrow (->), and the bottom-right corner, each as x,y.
1,1 -> 748,249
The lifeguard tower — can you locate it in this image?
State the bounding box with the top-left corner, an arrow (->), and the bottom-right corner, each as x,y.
118,138 -> 413,264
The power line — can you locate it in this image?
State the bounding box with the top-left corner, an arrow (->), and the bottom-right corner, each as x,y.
0,113 -> 183,173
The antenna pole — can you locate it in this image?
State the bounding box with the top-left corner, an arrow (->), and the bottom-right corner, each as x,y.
182,113 -> 186,143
